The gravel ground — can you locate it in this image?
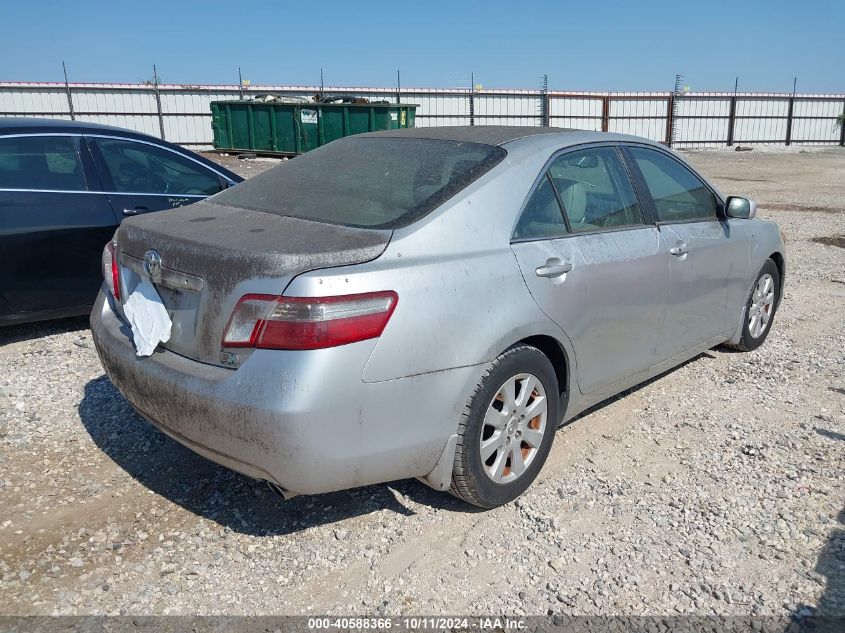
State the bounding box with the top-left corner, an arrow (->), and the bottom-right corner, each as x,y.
0,148 -> 843,617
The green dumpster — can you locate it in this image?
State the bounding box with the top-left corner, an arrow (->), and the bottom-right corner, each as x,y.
210,100 -> 417,155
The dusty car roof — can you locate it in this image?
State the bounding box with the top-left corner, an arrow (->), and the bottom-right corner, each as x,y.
360,126 -> 658,162
359,125 -> 593,146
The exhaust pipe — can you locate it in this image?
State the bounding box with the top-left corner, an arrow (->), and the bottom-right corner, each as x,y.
267,481 -> 297,501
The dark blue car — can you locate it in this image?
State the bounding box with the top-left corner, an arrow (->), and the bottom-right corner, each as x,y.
0,118 -> 242,325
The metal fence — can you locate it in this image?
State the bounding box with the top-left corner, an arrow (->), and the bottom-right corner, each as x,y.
1,81 -> 843,150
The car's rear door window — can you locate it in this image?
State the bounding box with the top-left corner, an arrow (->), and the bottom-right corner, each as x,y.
548,147 -> 644,233
210,136 -> 507,229
92,137 -> 223,196
628,146 -> 718,222
513,175 -> 567,239
0,136 -> 87,191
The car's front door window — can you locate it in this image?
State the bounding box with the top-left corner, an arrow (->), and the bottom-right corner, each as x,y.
628,146 -> 718,222
92,138 -> 223,196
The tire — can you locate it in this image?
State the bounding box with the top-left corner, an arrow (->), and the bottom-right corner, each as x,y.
724,259 -> 780,352
450,344 -> 559,508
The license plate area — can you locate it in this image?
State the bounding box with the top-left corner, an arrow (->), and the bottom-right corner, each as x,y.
120,254 -> 204,293
118,253 -> 204,356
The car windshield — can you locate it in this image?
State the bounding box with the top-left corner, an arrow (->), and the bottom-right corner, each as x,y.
209,136 -> 507,229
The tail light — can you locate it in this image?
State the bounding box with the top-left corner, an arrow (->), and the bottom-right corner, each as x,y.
101,241 -> 120,300
222,291 -> 398,350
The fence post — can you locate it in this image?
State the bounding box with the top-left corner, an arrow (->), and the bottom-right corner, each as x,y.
840,99 -> 845,147
62,62 -> 75,121
665,94 -> 674,146
727,96 -> 737,146
785,95 -> 795,146
601,96 -> 610,132
153,65 -> 165,140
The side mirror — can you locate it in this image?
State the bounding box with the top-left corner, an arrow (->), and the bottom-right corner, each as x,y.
725,196 -> 757,220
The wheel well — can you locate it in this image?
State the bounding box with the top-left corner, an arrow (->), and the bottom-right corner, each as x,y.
769,251 -> 784,279
769,251 -> 785,305
519,335 -> 569,406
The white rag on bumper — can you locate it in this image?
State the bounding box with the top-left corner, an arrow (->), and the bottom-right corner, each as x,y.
122,277 -> 172,357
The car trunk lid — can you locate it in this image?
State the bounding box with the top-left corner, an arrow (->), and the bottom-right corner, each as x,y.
115,200 -> 392,367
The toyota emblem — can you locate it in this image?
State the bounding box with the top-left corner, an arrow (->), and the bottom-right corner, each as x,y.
143,249 -> 162,283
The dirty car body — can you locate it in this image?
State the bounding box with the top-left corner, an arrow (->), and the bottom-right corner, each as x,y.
90,127 -> 785,506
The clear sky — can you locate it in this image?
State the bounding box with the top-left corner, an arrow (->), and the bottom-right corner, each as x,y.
2,0 -> 843,93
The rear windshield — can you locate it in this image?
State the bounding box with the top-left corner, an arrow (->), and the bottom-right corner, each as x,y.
209,136 -> 506,229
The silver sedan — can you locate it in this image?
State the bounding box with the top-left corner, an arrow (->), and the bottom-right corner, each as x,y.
91,127 -> 785,508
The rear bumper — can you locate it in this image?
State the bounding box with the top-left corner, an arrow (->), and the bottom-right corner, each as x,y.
90,290 -> 485,495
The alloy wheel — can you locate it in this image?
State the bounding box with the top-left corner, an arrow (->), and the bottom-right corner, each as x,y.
480,373 -> 548,484
749,273 -> 776,338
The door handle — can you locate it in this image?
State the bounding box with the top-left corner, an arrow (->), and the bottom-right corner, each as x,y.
123,206 -> 149,216
535,258 -> 573,278
669,242 -> 689,256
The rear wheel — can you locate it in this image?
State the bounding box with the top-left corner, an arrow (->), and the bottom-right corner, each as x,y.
725,259 -> 780,352
450,345 -> 558,508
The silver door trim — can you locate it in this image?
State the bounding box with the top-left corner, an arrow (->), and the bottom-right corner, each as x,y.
84,133 -> 234,181
0,187 -> 207,197
0,131 -> 235,182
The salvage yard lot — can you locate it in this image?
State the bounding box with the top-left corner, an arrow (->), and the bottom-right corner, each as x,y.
1,148 -> 843,616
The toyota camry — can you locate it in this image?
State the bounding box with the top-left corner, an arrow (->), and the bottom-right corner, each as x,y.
91,127 -> 785,508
